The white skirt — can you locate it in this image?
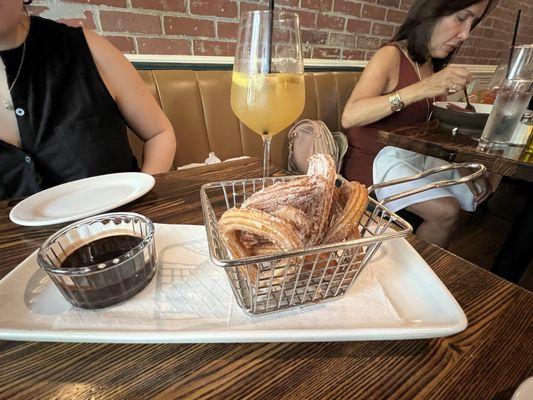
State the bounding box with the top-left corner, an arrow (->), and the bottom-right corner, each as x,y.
372,147 -> 477,212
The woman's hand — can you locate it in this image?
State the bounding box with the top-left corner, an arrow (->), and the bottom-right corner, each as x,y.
419,66 -> 472,98
466,176 -> 491,203
458,167 -> 497,204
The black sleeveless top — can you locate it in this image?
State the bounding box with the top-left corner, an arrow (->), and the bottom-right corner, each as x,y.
0,16 -> 139,200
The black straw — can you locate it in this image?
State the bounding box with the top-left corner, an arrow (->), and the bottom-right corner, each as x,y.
266,0 -> 275,73
506,8 -> 522,80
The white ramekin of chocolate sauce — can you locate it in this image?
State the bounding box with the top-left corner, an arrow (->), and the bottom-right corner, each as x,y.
37,212 -> 157,309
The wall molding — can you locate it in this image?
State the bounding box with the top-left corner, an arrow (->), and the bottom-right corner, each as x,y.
126,54 -> 496,74
127,55 -> 365,70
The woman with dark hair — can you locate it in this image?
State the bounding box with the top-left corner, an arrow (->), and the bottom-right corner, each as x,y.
0,0 -> 176,200
341,0 -> 493,248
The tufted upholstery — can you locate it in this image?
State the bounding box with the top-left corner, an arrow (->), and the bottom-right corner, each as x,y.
128,70 -> 360,169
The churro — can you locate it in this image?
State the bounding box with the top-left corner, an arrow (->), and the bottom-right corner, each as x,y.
241,177 -> 315,213
306,154 -> 336,246
217,154 -> 369,279
323,181 -> 368,244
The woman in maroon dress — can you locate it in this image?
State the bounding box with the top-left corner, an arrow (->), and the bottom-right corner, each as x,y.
341,0 -> 493,248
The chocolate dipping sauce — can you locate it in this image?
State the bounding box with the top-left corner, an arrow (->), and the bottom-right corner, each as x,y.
55,235 -> 156,309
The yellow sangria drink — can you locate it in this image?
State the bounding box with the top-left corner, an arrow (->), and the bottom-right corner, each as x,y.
230,72 -> 305,136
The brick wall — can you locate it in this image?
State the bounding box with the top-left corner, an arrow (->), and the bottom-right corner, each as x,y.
29,0 -> 532,65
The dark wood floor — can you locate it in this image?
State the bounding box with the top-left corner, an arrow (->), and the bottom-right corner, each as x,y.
448,178 -> 533,291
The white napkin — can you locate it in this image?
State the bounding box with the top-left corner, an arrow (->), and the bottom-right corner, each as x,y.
51,224 -> 401,331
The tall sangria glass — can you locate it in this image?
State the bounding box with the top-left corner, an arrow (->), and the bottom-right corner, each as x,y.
231,10 -> 305,177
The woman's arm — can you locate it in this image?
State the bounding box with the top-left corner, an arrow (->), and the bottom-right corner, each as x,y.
342,46 -> 406,129
341,46 -> 472,129
83,30 -> 176,175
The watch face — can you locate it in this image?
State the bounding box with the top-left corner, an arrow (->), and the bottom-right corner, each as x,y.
391,99 -> 402,111
390,94 -> 404,111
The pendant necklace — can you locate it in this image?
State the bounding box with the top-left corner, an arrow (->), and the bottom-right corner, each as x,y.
1,41 -> 26,111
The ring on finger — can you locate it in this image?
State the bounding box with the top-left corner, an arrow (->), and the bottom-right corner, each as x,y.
447,84 -> 458,94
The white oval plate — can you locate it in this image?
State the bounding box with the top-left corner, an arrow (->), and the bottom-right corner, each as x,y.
9,172 -> 155,226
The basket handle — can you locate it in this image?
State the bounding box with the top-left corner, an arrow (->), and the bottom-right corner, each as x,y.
367,162 -> 486,205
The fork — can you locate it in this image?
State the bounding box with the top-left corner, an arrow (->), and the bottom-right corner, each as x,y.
463,87 -> 476,112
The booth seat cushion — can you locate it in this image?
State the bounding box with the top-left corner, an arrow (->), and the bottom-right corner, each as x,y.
128,70 -> 359,169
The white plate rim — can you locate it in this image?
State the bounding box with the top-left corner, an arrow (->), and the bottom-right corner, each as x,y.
9,172 -> 155,227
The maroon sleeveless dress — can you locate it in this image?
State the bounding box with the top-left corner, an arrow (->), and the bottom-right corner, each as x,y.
341,44 -> 431,186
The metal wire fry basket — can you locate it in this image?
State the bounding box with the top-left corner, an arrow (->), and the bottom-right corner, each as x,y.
200,162 -> 485,315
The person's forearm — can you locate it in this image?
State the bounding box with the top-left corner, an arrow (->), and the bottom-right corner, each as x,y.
140,129 -> 176,174
342,81 -> 428,129
342,95 -> 396,128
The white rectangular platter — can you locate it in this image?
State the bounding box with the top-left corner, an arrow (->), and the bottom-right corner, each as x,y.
0,224 -> 467,343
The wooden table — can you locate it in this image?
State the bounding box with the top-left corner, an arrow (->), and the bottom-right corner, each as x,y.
377,121 -> 533,182
0,158 -> 532,400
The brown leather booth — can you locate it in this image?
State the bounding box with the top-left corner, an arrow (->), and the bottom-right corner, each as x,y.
128,70 -> 360,169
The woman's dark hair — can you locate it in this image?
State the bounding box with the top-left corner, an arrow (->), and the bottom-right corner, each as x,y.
392,0 -> 495,71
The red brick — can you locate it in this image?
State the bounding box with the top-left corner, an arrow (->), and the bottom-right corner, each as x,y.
131,0 -> 186,12
301,30 -> 328,45
276,0 -> 300,6
380,38 -> 390,47
482,17 -> 496,28
64,0 -> 126,6
105,35 -> 135,53
497,20 -> 514,33
342,49 -> 365,60
493,7 -> 514,20
362,4 -> 387,20
333,0 -> 361,17
400,0 -> 413,10
239,2 -> 268,16
347,19 -> 371,34
496,49 -> 508,59
329,32 -> 356,47
301,0 -> 333,11
164,16 -> 215,37
377,0 -> 400,8
193,40 -> 236,56
312,47 -> 340,59
138,37 -> 191,55
190,0 -> 237,18
386,8 -> 407,23
455,56 -> 477,64
475,48 -> 499,58
101,11 -> 162,34
217,21 -> 238,39
295,9 -> 317,29
365,50 -> 377,60
371,22 -> 394,36
317,15 -> 345,31
357,35 -> 381,49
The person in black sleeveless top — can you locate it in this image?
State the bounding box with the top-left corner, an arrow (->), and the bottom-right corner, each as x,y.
0,1 -> 176,200
341,0 -> 494,248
